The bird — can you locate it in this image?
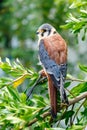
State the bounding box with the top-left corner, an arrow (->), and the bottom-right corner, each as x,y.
36,23 -> 68,118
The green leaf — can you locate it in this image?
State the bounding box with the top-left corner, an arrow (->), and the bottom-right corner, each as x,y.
69,2 -> 87,9
33,95 -> 47,107
45,128 -> 65,130
0,77 -> 13,89
79,64 -> 87,72
6,115 -> 25,124
80,9 -> 87,15
64,82 -> 71,88
81,107 -> 87,117
7,86 -> 20,101
70,82 -> 87,97
62,110 -> 74,125
67,125 -> 85,130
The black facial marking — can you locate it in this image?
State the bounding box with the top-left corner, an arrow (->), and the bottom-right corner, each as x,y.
48,30 -> 51,35
41,32 -> 44,36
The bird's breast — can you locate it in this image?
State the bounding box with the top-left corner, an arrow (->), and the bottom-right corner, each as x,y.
42,34 -> 67,65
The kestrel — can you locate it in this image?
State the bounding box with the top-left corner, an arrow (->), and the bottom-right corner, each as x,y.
36,23 -> 68,118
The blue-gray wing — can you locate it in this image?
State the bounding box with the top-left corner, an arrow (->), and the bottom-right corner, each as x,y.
39,39 -> 61,81
60,64 -> 67,79
38,39 -> 68,103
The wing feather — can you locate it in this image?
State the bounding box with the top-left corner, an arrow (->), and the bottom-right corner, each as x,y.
38,36 -> 68,104
43,33 -> 67,65
39,39 -> 60,81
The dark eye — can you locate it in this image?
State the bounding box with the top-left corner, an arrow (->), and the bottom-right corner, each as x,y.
53,31 -> 56,34
44,29 -> 46,32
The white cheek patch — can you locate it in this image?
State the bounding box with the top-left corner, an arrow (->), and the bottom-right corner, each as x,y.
43,31 -> 49,37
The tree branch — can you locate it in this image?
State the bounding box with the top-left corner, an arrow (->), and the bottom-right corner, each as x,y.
28,112 -> 50,126
69,92 -> 87,105
66,76 -> 87,83
28,92 -> 87,126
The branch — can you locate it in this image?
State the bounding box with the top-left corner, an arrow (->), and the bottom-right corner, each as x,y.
66,75 -> 87,83
69,92 -> 87,105
28,92 -> 87,126
28,74 -> 87,126
28,112 -> 50,126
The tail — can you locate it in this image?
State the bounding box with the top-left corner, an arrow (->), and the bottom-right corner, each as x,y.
48,75 -> 57,118
60,74 -> 68,104
50,74 -> 68,105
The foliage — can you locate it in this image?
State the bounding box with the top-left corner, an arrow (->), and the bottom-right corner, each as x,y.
61,0 -> 87,36
0,0 -> 73,70
0,0 -> 87,129
0,58 -> 87,129
0,0 -> 71,42
61,0 -> 87,77
0,58 -> 48,129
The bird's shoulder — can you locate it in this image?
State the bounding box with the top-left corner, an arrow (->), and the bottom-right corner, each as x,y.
40,33 -> 67,51
39,33 -> 67,64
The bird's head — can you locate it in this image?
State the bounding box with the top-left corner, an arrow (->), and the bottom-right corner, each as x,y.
36,23 -> 57,39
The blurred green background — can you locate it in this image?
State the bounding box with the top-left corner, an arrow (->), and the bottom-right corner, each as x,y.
0,1 -> 87,129
0,0 -> 87,75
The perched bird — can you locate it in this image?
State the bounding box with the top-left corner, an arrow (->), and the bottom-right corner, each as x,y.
36,23 -> 68,118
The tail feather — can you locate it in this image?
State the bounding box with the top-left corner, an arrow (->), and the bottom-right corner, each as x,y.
48,75 -> 57,118
47,74 -> 68,118
50,74 -> 68,104
60,74 -> 68,104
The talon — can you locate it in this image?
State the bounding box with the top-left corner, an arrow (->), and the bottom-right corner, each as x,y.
39,70 -> 46,77
61,102 -> 69,108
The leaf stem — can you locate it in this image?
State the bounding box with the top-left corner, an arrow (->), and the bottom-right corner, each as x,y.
72,98 -> 87,123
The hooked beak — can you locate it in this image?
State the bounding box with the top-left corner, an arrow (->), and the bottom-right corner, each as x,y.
36,30 -> 39,35
36,29 -> 44,35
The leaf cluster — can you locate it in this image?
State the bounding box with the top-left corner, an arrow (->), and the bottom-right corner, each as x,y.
0,58 -> 87,129
0,0 -> 87,129
0,58 -> 49,129
61,0 -> 87,37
